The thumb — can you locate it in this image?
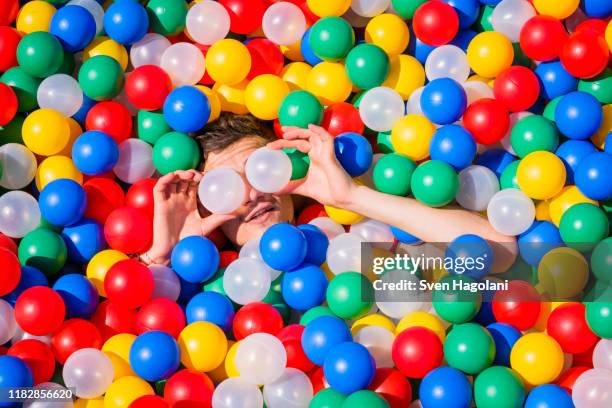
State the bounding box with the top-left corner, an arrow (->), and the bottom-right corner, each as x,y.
200,213 -> 236,236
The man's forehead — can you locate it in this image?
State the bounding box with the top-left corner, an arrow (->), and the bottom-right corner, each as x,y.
204,137 -> 267,172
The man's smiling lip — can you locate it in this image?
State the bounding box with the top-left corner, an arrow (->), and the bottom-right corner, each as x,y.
245,202 -> 278,224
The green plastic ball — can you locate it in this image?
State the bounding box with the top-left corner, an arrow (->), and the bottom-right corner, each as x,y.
578,68 -> 612,104
543,96 -> 562,122
310,388 -> 347,408
476,6 -> 494,32
559,203 -> 609,252
373,153 -> 416,196
590,237 -> 612,284
78,55 -> 124,101
1,67 -> 41,112
474,366 -> 526,408
512,42 -> 531,68
16,32 -> 64,78
0,115 -> 24,145
299,305 -> 335,325
376,131 -> 394,153
345,43 -> 390,90
18,228 -> 67,276
146,0 -> 188,36
586,302 -> 612,338
411,160 -> 459,207
500,160 -> 520,189
152,131 -> 201,175
310,17 -> 354,62
203,268 -> 226,295
342,390 -> 389,408
326,272 -> 373,320
278,90 -> 324,129
433,275 -> 482,324
138,110 -> 171,145
391,0 -> 427,19
57,52 -> 76,76
510,115 -> 559,158
444,323 -> 495,375
283,147 -> 310,180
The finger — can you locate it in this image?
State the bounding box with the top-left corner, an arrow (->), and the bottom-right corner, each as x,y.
275,178 -> 306,195
175,170 -> 195,194
153,173 -> 178,199
308,124 -> 333,145
267,139 -> 311,153
200,213 -> 237,236
282,128 -> 317,140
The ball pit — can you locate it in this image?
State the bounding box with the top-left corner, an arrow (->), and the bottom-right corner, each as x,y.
0,0 -> 610,406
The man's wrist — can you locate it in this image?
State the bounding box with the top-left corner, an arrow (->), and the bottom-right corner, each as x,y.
140,248 -> 170,266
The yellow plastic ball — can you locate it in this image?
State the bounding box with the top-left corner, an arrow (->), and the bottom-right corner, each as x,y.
104,376 -> 154,408
591,104 -> 612,149
206,39 -> 252,85
224,340 -> 240,378
517,151 -> 566,200
382,55 -> 425,100
213,80 -> 249,114
58,118 -> 83,157
395,311 -> 446,342
306,61 -> 352,105
84,37 -> 129,71
535,200 -> 552,222
195,85 -> 222,123
537,247 -> 589,300
607,20 -> 612,53
324,205 -> 364,225
245,75 -> 291,120
102,334 -> 137,380
365,14 -> 410,57
86,250 -> 128,296
207,340 -> 235,384
16,1 -> 56,34
282,62 -> 312,91
179,322 -> 228,372
281,39 -> 305,62
306,0 -> 351,17
351,314 -> 396,335
467,32 -> 514,78
35,155 -> 83,191
547,186 -> 598,226
391,114 -> 436,161
533,0 -> 579,20
510,333 -> 564,386
22,109 -> 70,156
74,398 -> 104,408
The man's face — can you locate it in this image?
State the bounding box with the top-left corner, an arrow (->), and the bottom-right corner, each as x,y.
203,136 -> 294,246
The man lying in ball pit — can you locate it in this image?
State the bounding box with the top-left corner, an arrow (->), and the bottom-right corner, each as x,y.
139,113 -> 517,270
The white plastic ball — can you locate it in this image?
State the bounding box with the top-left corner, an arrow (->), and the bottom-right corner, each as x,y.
198,168 -> 246,214
350,219 -> 394,250
425,45 -> 470,83
212,377 -> 264,408
0,299 -> 17,346
235,333 -> 287,385
0,191 -> 41,238
326,232 -> 370,275
161,42 -> 206,87
308,217 -> 345,240
351,0 -> 390,17
245,148 -> 292,193
456,165 -> 500,211
130,33 -> 171,68
0,143 -> 37,190
491,0 -> 536,43
63,348 -> 114,399
263,368 -> 313,408
37,74 -> 83,117
262,2 -> 307,46
359,87 -> 405,132
150,265 -> 181,301
223,258 -> 272,305
113,139 -> 156,184
186,1 -> 231,46
487,188 -> 535,236
353,325 -> 395,368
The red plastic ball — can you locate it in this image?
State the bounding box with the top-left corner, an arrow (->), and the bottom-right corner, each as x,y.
0,26 -> 20,72
208,227 -> 227,250
0,233 -> 17,255
84,178 -> 125,224
15,287 -> 65,336
129,395 -> 169,408
194,44 -> 214,86
412,0 -> 459,46
91,300 -> 137,341
104,206 -> 153,254
547,303 -> 598,354
7,339 -> 55,385
573,342 -> 595,368
277,324 -> 315,373
369,368 -> 412,408
220,0 -> 266,35
104,259 -> 154,309
321,102 -> 365,137
556,366 -> 589,394
164,369 -> 214,408
391,327 -> 443,379
0,248 -> 20,296
0,0 -> 19,25
135,298 -> 186,338
232,302 -> 284,340
125,65 -> 172,111
219,250 -> 239,268
246,38 -> 284,80
493,66 -> 540,112
125,178 -> 156,219
519,15 -> 568,62
462,98 -> 510,145
297,204 -> 327,225
575,19 -> 608,37
491,280 -> 541,331
560,31 -> 609,79
0,82 -> 17,126
273,118 -> 283,138
308,366 -> 327,394
86,101 -> 133,144
51,319 -> 103,364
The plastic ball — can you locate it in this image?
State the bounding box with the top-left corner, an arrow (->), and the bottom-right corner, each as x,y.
444,323 -> 495,375
22,108 -> 70,156
85,100 -> 132,144
198,167 -> 246,214
186,292 -> 234,332
373,153 -> 416,196
0,355 -> 34,390
467,31 -> 514,78
474,366 -> 526,408
420,367 -> 472,408
302,315 -> 352,366
517,151 -> 566,200
278,90 -> 323,128
333,132 -> 373,177
163,369 -> 213,407
235,332 -> 286,384
152,132 -> 200,175
72,131 -> 119,176
430,125 -> 477,171
510,115 -> 559,159
485,322 -> 521,366
0,26 -> 20,74
559,203 -> 609,252
146,0 -> 187,36
14,286 -> 65,336
487,188 -> 535,236
212,377 -> 263,408
39,179 -> 86,227
555,91 -> 603,140
246,38 -> 285,80
365,13 -> 410,57
104,259 -> 153,309
310,17 -> 355,62
261,367 -> 312,408
326,232 -> 368,274
35,74 -> 82,118
321,103 -> 364,137
547,303 -> 598,355
245,74 -> 290,120
519,15 -> 568,61
130,33 -> 171,68
232,302 -> 283,341
326,272 -> 372,319
263,2 -> 307,46
223,258 -> 271,305
560,31 -> 609,79
345,44 -> 390,90
6,339 -> 53,385
78,55 -> 124,101
53,274 -> 98,319
16,31 -> 64,78
18,227 -> 67,275
392,327 -> 443,378
424,44 -> 471,83
258,223 -> 306,271
494,66 -> 540,112
0,250 -> 19,298
245,147 -> 292,193
511,332 -> 564,386
524,384 -> 572,408
104,376 -> 154,408
50,318 -> 102,365
104,206 -> 152,254
129,331 -> 180,382
353,325 -> 394,368
490,0 -> 536,43
125,65 -> 172,111
135,298 -> 185,338
0,191 -> 40,240
178,321 -> 227,373
359,87 -> 405,132
411,160 -> 459,207
423,78 -> 467,125
92,300 -> 137,341
575,152 -> 612,201
50,5 -> 96,52
170,236 -> 219,283
413,1 -> 459,46
324,342 -> 375,394
163,86 -> 211,133
306,61 -> 352,105
160,42 -> 205,87
83,36 -> 129,71
463,98 -> 510,145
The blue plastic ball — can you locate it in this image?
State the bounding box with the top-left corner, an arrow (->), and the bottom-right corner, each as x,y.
177,277 -> 202,305
3,266 -> 48,306
575,152 -> 612,201
518,221 -> 563,267
323,342 -> 375,394
129,331 -> 180,382
421,78 -> 467,125
442,0 -> 480,29
301,315 -> 352,365
534,61 -> 578,100
103,0 -> 149,45
390,226 -> 421,244
525,384 -> 573,408
260,223 -> 307,271
450,29 -> 478,51
605,134 -> 612,154
408,32 -> 435,64
475,149 -> 516,178
430,125 -> 477,170
486,322 -> 521,366
301,28 -> 323,66
49,5 -> 97,52
72,130 -> 119,176
298,224 -> 329,266
171,236 -> 219,283
39,178 -> 87,227
282,263 -> 328,311
163,86 -> 211,133
334,132 -> 374,177
0,356 -> 34,395
61,218 -> 106,264
555,91 -> 603,140
186,291 -> 235,332
555,140 -> 597,184
72,95 -> 96,125
445,234 -> 493,278
52,273 -> 99,319
420,367 -> 472,408
581,0 -> 612,18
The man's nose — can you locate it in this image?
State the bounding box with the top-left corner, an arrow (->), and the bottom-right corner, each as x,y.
245,183 -> 265,205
